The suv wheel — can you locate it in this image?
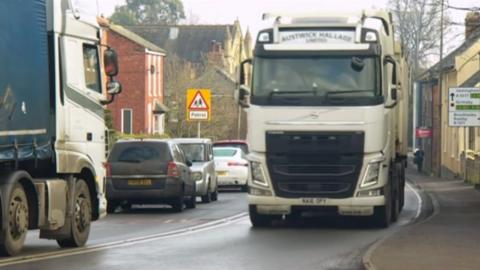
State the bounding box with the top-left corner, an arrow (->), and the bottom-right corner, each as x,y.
201,185 -> 211,203
171,196 -> 184,212
210,188 -> 218,201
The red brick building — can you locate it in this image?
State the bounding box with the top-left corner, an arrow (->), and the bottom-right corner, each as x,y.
101,22 -> 168,135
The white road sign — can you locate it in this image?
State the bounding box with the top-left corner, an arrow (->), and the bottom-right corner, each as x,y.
448,88 -> 480,127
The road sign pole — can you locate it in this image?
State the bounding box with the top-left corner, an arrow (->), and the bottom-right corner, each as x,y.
197,122 -> 201,138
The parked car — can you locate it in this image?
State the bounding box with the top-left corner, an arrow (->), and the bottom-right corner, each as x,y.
105,139 -> 196,213
213,140 -> 249,154
213,147 -> 249,191
174,138 -> 218,203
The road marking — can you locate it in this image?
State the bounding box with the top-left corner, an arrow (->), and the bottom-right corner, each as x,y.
0,212 -> 248,267
406,182 -> 422,220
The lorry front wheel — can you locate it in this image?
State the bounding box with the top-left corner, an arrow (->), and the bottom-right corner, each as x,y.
0,183 -> 29,256
249,205 -> 277,227
57,179 -> 91,248
372,184 -> 392,228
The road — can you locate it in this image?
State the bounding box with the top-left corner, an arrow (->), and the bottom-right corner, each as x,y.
0,183 -> 424,270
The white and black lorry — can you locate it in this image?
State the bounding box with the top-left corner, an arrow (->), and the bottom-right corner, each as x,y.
0,0 -> 121,255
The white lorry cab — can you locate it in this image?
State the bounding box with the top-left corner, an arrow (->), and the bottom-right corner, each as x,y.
0,0 -> 121,255
236,10 -> 410,228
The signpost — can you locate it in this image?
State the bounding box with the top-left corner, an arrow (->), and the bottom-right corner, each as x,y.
448,88 -> 480,127
186,89 -> 211,137
448,88 -> 480,183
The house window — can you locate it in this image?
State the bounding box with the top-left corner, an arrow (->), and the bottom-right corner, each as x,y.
122,109 -> 133,134
83,44 -> 101,93
469,127 -> 475,150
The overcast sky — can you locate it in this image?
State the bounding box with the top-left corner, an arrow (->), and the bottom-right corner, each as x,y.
80,0 -> 479,54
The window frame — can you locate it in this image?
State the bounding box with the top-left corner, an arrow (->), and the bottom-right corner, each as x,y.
121,108 -> 133,134
82,43 -> 102,94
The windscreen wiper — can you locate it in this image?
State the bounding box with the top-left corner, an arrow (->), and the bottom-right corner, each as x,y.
325,90 -> 372,104
267,90 -> 317,100
118,159 -> 142,163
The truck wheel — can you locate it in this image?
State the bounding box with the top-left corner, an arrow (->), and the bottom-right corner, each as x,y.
249,205 -> 277,227
0,183 -> 29,256
57,179 -> 91,248
372,185 -> 392,228
391,190 -> 400,222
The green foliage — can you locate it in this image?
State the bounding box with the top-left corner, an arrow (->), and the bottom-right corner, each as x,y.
110,0 -> 186,25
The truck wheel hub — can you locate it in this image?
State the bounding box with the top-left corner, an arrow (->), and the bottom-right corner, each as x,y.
75,198 -> 90,232
10,201 -> 28,237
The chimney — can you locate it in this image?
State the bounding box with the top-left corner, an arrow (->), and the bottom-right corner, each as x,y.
465,11 -> 480,39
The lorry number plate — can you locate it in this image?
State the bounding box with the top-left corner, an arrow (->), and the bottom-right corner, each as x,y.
301,198 -> 327,204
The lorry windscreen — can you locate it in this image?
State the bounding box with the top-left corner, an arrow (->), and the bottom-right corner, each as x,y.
251,56 -> 383,106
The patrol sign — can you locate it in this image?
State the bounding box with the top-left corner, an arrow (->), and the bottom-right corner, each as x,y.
448,88 -> 480,127
186,89 -> 211,121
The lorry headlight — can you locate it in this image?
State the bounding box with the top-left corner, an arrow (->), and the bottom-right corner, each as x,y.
248,186 -> 272,196
192,172 -> 203,181
251,161 -> 268,187
360,162 -> 381,188
357,187 -> 383,197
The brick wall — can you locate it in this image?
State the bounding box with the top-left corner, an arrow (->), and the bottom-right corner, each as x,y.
106,30 -> 147,134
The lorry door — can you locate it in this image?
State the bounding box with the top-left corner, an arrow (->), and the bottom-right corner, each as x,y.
61,36 -> 105,179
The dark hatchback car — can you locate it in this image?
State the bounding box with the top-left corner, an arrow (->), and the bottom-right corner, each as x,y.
105,139 -> 196,213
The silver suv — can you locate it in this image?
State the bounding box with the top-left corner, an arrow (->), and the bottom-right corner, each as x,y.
175,138 -> 218,203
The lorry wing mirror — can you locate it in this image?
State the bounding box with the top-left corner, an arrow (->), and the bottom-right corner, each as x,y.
391,87 -> 397,100
237,59 -> 252,108
104,48 -> 119,78
239,59 -> 252,85
107,81 -> 122,95
235,85 -> 250,108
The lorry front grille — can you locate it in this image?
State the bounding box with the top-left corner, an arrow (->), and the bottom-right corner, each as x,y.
266,131 -> 364,198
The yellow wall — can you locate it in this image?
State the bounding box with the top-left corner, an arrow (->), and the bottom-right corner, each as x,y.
441,40 -> 480,176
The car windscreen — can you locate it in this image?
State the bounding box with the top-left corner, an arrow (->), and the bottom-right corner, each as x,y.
178,143 -> 206,162
213,143 -> 249,154
108,142 -> 171,163
213,148 -> 238,157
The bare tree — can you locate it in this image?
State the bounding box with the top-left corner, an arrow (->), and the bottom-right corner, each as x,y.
389,0 -> 449,76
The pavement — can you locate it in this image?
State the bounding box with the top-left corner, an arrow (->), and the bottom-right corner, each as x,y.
364,164 -> 480,270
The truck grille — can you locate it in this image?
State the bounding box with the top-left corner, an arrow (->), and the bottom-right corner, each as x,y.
266,131 -> 364,198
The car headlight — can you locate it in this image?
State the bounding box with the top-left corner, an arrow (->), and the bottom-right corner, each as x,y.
360,161 -> 381,188
192,172 -> 203,181
251,161 -> 268,187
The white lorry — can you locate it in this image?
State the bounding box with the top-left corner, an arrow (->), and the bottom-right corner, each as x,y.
0,0 -> 121,255
237,10 -> 410,227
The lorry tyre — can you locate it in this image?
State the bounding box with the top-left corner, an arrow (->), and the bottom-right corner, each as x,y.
372,183 -> 392,228
391,189 -> 400,222
249,205 -> 277,227
0,183 -> 29,256
57,179 -> 91,248
399,163 -> 406,211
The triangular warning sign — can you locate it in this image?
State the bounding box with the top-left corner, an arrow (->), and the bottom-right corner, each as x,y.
188,91 -> 209,110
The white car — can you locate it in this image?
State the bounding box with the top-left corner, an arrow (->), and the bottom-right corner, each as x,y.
213,147 -> 249,191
